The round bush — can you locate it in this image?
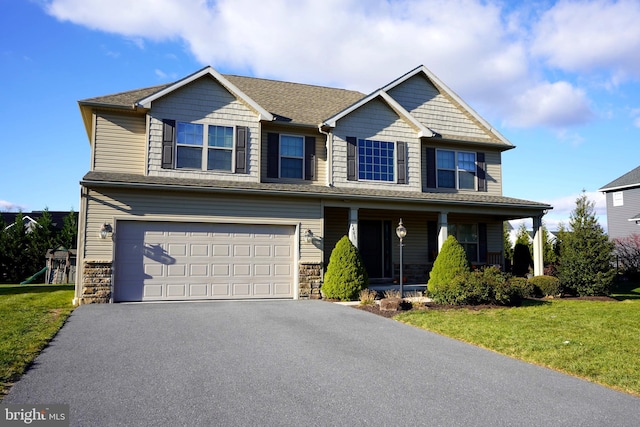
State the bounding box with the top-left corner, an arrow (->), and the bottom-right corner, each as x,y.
428,235 -> 471,295
322,236 -> 369,301
528,275 -> 560,297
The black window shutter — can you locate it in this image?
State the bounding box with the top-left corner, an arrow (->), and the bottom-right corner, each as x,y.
235,126 -> 248,174
477,152 -> 486,192
478,223 -> 487,263
346,136 -> 357,181
427,221 -> 438,262
426,147 -> 436,188
161,119 -> 175,169
267,133 -> 279,178
397,141 -> 406,184
305,136 -> 316,181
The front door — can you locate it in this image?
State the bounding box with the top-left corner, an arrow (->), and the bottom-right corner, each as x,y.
359,220 -> 392,278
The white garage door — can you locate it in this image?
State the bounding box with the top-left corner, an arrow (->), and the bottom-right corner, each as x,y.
113,221 -> 295,302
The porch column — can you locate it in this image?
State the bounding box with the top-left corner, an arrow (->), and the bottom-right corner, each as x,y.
437,212 -> 448,251
348,208 -> 359,248
532,215 -> 544,276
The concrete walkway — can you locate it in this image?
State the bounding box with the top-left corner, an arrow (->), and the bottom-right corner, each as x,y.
4,300 -> 640,426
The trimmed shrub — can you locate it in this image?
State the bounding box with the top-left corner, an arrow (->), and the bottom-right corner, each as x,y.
322,236 -> 369,301
428,235 -> 471,295
430,266 -> 528,306
528,275 -> 561,297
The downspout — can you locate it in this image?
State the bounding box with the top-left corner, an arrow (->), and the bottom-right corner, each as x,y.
318,125 -> 333,187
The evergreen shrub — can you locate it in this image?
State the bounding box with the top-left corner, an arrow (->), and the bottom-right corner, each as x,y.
528,275 -> 560,297
322,236 -> 369,301
427,235 -> 470,295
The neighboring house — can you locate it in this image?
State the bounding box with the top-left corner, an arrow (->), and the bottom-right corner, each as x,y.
75,65 -> 551,304
599,165 -> 640,240
1,211 -> 70,233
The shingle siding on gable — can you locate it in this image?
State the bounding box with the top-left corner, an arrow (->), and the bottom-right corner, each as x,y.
388,75 -> 491,141
331,98 -> 421,191
147,77 -> 259,182
606,187 -> 640,239
93,112 -> 146,174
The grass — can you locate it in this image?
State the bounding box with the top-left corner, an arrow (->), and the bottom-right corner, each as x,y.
397,289 -> 640,396
0,284 -> 75,400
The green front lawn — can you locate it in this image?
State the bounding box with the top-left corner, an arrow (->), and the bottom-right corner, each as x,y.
397,295 -> 640,396
0,284 -> 75,399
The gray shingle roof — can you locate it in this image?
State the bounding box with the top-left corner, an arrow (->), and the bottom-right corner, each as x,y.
599,165 -> 640,192
79,74 -> 365,126
81,171 -> 551,210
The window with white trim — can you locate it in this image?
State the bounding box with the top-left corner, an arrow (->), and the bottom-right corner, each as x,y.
175,122 -> 234,171
280,135 -> 304,178
437,150 -> 476,189
449,223 -> 478,262
358,139 -> 395,182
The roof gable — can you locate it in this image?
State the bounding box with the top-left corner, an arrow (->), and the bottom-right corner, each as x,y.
324,65 -> 512,147
600,165 -> 640,192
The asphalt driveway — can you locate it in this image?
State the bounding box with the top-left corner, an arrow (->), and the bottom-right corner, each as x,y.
4,300 -> 640,426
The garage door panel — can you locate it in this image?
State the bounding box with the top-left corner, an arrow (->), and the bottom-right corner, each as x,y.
114,221 -> 295,301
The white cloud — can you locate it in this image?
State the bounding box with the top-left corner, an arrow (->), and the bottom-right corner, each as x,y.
531,0 -> 640,85
506,81 -> 594,128
539,191 -> 607,231
0,200 -> 25,212
41,0 -> 632,130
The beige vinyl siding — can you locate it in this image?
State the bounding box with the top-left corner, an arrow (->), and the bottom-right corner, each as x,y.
323,207 -> 349,267
261,124 -> 327,185
422,142 -> 503,196
387,74 -> 494,142
83,188 -> 322,263
93,112 -> 146,174
332,98 -> 421,191
147,77 -> 260,182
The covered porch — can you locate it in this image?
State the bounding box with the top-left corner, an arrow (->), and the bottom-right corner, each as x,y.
322,201 -> 549,285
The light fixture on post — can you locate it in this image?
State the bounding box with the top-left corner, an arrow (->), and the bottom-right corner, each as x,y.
304,229 -> 313,244
99,222 -> 113,239
396,218 -> 407,298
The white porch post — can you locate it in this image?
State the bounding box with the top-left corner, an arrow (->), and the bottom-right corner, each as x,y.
348,208 -> 359,248
437,212 -> 448,251
532,215 -> 544,276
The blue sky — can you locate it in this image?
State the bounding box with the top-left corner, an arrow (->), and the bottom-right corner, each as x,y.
2,0 -> 639,231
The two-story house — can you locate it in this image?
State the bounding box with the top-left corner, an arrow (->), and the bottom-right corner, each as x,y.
75,65 -> 551,304
599,165 -> 640,240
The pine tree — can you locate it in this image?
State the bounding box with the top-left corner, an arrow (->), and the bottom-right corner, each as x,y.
322,236 -> 369,301
503,222 -> 513,271
0,215 -> 7,282
3,213 -> 31,283
557,192 -> 614,296
57,210 -> 78,249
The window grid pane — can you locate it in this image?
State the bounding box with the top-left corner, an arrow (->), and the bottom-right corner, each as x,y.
208,125 -> 233,148
176,146 -> 202,169
177,123 -> 203,146
281,158 -> 303,178
358,139 -> 394,181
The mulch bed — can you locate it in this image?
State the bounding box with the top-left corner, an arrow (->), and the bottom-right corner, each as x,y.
353,295 -> 619,318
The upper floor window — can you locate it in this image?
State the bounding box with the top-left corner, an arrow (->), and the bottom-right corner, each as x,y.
175,122 -> 234,171
437,150 -> 476,190
280,135 -> 304,179
358,139 -> 395,182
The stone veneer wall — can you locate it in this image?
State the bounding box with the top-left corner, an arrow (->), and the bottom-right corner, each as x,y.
394,263 -> 431,284
298,262 -> 322,299
79,260 -> 113,304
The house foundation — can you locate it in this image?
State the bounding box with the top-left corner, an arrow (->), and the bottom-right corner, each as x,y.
299,262 -> 322,299
79,260 -> 113,304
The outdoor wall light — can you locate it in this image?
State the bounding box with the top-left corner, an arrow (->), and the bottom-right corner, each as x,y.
99,222 -> 113,239
304,229 -> 313,243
